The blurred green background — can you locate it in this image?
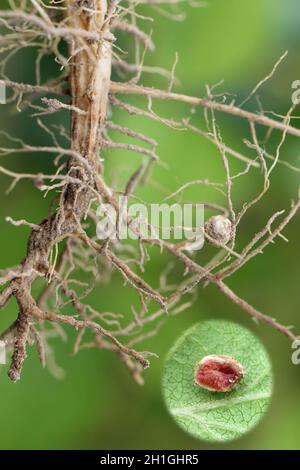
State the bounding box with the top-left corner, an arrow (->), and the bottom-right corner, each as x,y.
0,0 -> 300,450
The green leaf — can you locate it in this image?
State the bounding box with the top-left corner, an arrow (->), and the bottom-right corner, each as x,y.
162,320 -> 273,443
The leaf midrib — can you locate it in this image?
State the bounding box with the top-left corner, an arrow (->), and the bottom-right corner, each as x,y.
171,390 -> 271,415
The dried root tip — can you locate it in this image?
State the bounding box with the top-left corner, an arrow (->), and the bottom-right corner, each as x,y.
8,312 -> 30,383
119,353 -> 145,386
204,215 -> 233,245
7,368 -> 22,383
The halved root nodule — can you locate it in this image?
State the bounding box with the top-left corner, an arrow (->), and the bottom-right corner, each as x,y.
194,354 -> 244,392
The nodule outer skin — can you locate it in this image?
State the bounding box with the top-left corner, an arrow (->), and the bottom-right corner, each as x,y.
194,355 -> 244,392
204,215 -> 233,245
